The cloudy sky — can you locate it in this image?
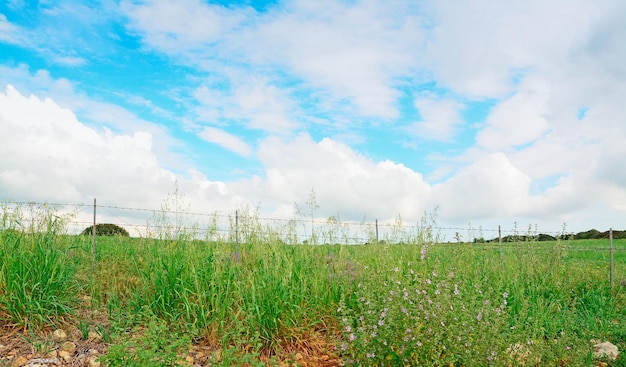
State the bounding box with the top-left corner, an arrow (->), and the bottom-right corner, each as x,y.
1,0 -> 625,239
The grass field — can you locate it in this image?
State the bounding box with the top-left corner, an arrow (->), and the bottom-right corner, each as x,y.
1,207 -> 626,366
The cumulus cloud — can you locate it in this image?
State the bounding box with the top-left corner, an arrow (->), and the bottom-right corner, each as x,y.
476,76 -> 552,151
255,134 -> 433,221
429,153 -> 531,220
0,65 -> 186,169
2,0 -> 625,237
0,84 -> 174,205
0,85 -> 432,227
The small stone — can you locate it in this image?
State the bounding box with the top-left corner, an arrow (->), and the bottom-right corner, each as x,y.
58,350 -> 72,362
88,331 -> 102,342
593,341 -> 619,361
320,355 -> 330,361
87,355 -> 101,367
52,329 -> 67,343
60,341 -> 76,354
295,352 -> 304,361
11,356 -> 27,367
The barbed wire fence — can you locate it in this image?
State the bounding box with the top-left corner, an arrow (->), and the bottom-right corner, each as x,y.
1,199 -> 584,245
2,199 -> 623,243
2,199 -> 624,287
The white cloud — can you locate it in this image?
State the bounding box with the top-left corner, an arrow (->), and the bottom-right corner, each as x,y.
2,83 -> 624,237
411,94 -> 464,141
198,126 -> 252,157
255,134 -> 433,221
1,3 -> 121,66
2,0 -> 626,238
52,55 -> 88,67
425,0 -> 598,99
476,76 -> 552,150
122,0 -> 425,120
0,13 -> 26,45
193,78 -> 297,134
121,0 -> 248,52
0,84 -> 174,205
429,153 -> 531,220
0,65 -> 187,170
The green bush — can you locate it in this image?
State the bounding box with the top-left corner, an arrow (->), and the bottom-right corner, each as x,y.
81,223 -> 129,237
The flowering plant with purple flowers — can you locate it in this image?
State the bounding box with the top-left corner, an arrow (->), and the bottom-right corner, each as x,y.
338,262 -> 510,365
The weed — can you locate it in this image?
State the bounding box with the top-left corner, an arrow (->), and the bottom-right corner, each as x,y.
100,307 -> 191,367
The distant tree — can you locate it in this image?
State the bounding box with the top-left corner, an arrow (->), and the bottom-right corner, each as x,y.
537,234 -> 556,241
81,223 -> 129,237
575,229 -> 601,240
612,230 -> 626,239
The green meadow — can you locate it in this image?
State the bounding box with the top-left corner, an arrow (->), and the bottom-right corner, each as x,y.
1,206 -> 625,366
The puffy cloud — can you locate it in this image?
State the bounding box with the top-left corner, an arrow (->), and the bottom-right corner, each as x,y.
0,85 -> 434,227
255,134 -> 433,221
0,84 -> 174,206
429,153 -> 531,220
476,76 -> 552,151
2,0 -> 626,238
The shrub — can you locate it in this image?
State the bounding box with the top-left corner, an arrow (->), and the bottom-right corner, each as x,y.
537,233 -> 556,241
574,229 -> 601,240
81,223 -> 129,237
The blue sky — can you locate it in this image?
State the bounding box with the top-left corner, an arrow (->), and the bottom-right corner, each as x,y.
1,0 -> 625,238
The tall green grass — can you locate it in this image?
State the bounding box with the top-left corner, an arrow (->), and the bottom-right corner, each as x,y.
1,202 -> 625,365
0,209 -> 78,329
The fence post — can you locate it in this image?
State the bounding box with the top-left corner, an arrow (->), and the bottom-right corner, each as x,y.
498,225 -> 503,266
610,228 -> 614,288
235,210 -> 239,260
375,219 -> 379,245
92,198 -> 97,268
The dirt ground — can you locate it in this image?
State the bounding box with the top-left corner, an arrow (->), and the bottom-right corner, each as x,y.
0,320 -> 343,367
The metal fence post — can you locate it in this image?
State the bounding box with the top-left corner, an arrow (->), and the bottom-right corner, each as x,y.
610,228 -> 614,288
499,225 -> 503,266
376,219 -> 379,245
92,198 -> 97,268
